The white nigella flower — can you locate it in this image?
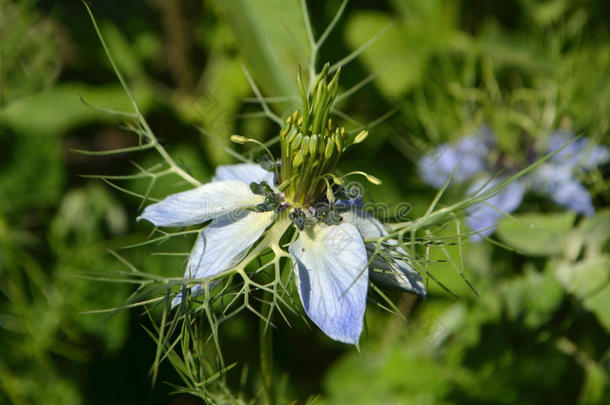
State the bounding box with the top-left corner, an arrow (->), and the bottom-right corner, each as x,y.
139,64 -> 426,345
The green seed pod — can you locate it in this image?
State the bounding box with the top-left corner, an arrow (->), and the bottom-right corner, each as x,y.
324,140 -> 335,159
293,150 -> 304,167
309,135 -> 318,156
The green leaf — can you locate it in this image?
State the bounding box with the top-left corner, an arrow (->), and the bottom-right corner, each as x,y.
501,264 -> 564,329
0,82 -> 153,135
175,55 -> 250,165
496,212 -> 576,256
0,132 -> 64,213
554,255 -> 610,331
578,361 -> 608,405
574,209 -> 610,255
344,2 -> 468,97
209,0 -> 307,100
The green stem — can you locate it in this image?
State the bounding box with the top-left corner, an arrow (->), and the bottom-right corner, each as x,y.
259,294 -> 275,405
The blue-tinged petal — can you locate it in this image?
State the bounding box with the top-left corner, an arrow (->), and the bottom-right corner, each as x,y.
212,163 -> 275,185
547,131 -> 610,170
466,178 -> 526,241
418,136 -> 488,189
418,144 -> 461,188
335,197 -> 364,209
187,210 -> 275,279
172,210 -> 275,307
456,134 -> 492,160
342,209 -> 426,297
289,223 -> 368,345
531,163 -> 594,215
341,209 -> 386,239
370,255 -> 427,297
139,180 -> 264,227
586,145 -> 610,169
552,180 -> 594,216
172,284 -> 206,308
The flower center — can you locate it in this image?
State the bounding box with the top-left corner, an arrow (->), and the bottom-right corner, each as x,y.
280,63 -> 346,207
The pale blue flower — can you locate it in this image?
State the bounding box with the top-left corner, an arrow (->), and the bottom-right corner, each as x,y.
418,134 -> 491,188
532,131 -> 609,216
547,131 -> 610,170
531,164 -> 594,215
466,178 -> 526,241
140,163 -> 425,345
419,129 -> 609,241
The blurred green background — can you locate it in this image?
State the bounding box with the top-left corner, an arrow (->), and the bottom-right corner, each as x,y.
1,0 -> 609,404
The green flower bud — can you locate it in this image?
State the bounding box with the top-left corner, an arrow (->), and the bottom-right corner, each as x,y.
230,135 -> 249,144
354,130 -> 369,144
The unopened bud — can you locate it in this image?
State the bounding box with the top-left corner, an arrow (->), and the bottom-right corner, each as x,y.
365,174 -> 382,185
354,130 -> 369,144
230,135 -> 249,144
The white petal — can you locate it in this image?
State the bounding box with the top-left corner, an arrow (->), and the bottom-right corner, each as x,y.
139,180 -> 264,227
289,223 -> 368,344
212,163 -> 275,185
343,209 -> 426,296
187,210 -> 275,279
341,209 -> 386,239
172,210 -> 275,308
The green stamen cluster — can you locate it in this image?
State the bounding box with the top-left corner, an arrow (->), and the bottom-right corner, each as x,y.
280,63 -> 359,207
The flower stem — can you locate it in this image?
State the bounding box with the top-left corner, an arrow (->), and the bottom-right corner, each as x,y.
259,295 -> 276,405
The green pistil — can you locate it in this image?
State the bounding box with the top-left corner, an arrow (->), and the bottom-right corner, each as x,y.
280,63 -> 350,207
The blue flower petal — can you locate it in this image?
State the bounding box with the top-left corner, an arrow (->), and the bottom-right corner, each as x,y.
186,210 -> 275,279
532,163 -> 595,215
289,223 -> 368,345
342,209 -> 426,297
139,180 -> 264,227
212,163 -> 275,185
552,180 -> 594,216
466,178 -> 526,241
548,131 -> 610,170
419,135 -> 489,189
172,210 -> 275,307
418,144 -> 461,188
